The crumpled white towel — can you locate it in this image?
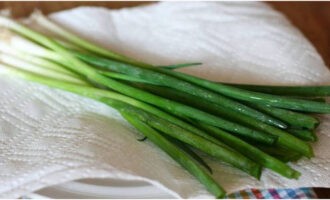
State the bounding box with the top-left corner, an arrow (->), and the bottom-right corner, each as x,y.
0,2 -> 330,198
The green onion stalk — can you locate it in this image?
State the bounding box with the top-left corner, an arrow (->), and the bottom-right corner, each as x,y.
132,84 -> 313,158
29,12 -> 330,114
2,63 -> 304,180
0,27 -> 278,146
224,82 -> 330,97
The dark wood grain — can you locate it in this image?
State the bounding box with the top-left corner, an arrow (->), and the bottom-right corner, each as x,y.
0,1 -> 152,17
0,1 -> 329,198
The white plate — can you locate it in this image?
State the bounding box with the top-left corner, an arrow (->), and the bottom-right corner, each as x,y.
32,179 -> 174,199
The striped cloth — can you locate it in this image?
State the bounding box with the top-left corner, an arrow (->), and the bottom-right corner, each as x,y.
227,188 -> 317,199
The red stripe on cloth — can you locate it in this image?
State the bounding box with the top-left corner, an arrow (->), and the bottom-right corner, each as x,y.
251,188 -> 264,199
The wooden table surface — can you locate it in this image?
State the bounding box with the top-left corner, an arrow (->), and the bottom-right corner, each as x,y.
0,1 -> 329,198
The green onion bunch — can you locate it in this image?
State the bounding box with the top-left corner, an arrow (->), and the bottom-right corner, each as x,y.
0,12 -> 328,198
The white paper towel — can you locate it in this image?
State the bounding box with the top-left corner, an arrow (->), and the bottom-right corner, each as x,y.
0,2 -> 330,198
